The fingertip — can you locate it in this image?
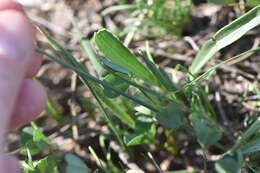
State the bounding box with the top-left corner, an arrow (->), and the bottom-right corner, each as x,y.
0,10 -> 35,64
0,155 -> 20,173
26,52 -> 43,78
0,0 -> 24,13
10,79 -> 47,129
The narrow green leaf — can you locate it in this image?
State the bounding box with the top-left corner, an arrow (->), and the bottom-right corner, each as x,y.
242,137 -> 260,154
140,51 -> 175,91
102,72 -> 130,98
95,29 -> 158,85
101,4 -> 137,16
207,0 -> 235,4
94,86 -> 136,128
190,5 -> 260,74
190,112 -> 222,147
45,97 -> 65,124
71,18 -> 106,77
38,48 -> 159,113
231,118 -> 260,152
167,171 -> 198,173
215,151 -> 243,173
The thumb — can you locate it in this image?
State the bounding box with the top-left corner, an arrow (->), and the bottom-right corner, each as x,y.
0,10 -> 34,140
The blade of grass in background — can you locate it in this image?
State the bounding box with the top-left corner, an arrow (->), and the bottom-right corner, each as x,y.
101,4 -> 137,16
171,47 -> 260,95
45,97 -> 65,124
190,5 -> 260,74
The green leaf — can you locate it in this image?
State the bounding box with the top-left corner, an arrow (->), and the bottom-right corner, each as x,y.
207,0 -> 235,4
65,153 -> 89,173
215,151 -> 243,173
34,156 -> 60,173
72,20 -> 131,99
101,4 -> 137,16
20,123 -> 51,156
140,51 -> 175,91
231,118 -> 260,152
45,97 -> 65,124
102,72 -> 130,98
167,171 -> 198,173
124,119 -> 156,146
190,5 -> 260,74
247,0 -> 260,6
38,49 -> 159,112
95,29 -> 158,85
242,137 -> 260,154
156,104 -> 184,130
189,112 -> 222,147
94,86 -> 136,128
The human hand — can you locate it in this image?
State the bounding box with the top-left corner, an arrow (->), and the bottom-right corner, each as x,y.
0,0 -> 47,172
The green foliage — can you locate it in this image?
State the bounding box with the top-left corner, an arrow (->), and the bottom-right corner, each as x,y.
189,112 -> 222,148
190,5 -> 260,74
124,118 -> 156,146
157,104 -> 184,130
21,123 -> 51,156
20,4 -> 260,172
95,29 -> 158,85
207,0 -> 235,4
215,151 -> 243,173
64,153 -> 89,173
102,0 -> 191,36
45,97 -> 65,124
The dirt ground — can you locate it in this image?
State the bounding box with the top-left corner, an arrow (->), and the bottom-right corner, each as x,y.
9,0 -> 260,172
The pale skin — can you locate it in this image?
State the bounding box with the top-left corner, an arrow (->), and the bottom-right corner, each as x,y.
0,0 -> 47,172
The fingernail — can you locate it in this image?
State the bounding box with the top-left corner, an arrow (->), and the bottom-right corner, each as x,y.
0,10 -> 34,62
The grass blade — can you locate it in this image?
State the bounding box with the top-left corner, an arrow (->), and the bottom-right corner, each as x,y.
190,5 -> 260,74
37,49 -> 159,113
101,4 -> 137,16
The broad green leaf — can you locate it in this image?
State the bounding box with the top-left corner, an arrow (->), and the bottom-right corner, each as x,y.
124,119 -> 156,146
190,5 -> 260,74
215,151 -> 243,173
72,20 -> 131,98
65,153 -> 89,173
189,112 -> 222,147
242,137 -> 260,154
95,29 -> 158,85
156,104 -> 184,130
